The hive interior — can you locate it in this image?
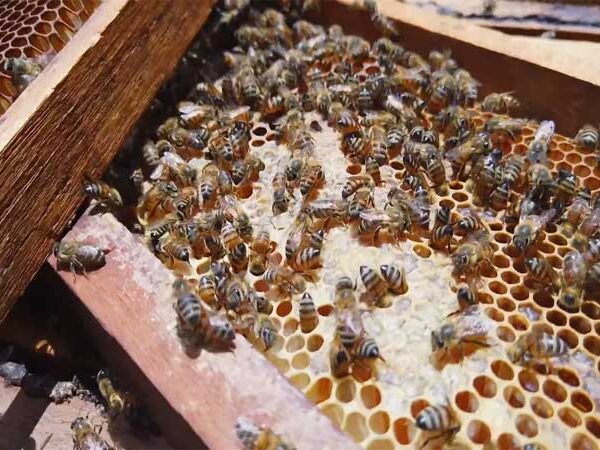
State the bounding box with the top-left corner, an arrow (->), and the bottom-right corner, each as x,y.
100,3 -> 600,449
0,0 -> 100,115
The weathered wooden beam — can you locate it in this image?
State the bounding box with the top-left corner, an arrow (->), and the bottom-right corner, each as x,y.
0,0 -> 214,323
49,212 -> 358,450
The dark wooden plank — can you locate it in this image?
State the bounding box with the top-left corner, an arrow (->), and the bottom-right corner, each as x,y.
48,212 -> 359,450
0,0 -> 214,323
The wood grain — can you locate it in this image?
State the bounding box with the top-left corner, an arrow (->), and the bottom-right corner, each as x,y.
319,0 -> 600,136
49,212 -> 358,450
0,0 -> 214,323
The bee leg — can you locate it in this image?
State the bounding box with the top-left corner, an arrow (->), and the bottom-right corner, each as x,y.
70,258 -> 87,281
420,431 -> 445,450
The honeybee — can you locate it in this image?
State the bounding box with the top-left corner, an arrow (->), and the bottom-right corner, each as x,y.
71,416 -> 114,450
229,242 -> 249,273
153,236 -> 191,265
415,403 -> 460,450
352,335 -> 383,364
558,250 -> 587,310
299,162 -> 325,199
139,181 -> 179,221
525,257 -> 560,292
527,120 -> 554,164
365,156 -> 381,186
174,279 -> 203,328
299,292 -> 319,333
4,56 -> 43,92
507,330 -> 569,370
335,302 -> 363,348
290,247 -> 322,274
364,0 -> 400,39
54,240 -> 107,275
501,154 -> 526,190
489,181 -> 510,212
484,117 -> 525,141
198,274 -> 217,305
563,188 -> 591,236
481,92 -> 519,113
379,264 -> 408,295
555,169 -> 578,206
450,282 -> 477,316
272,172 -> 290,215
574,124 -> 598,150
342,176 -> 375,199
451,230 -> 493,280
444,132 -> 492,179
257,315 -> 278,351
96,369 -> 126,418
429,223 -> 454,253
455,209 -> 484,236
329,336 -> 352,378
235,417 -> 295,450
512,210 -> 555,254
83,179 -> 123,211
263,265 -> 306,294
359,265 -> 388,307
427,71 -> 457,113
572,205 -> 600,252
431,321 -> 490,362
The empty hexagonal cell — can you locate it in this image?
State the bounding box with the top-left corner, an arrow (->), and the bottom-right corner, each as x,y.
369,411 -> 390,434
533,291 -> 554,308
518,369 -> 539,393
491,360 -> 514,381
496,326 -> 516,343
508,314 -> 529,331
360,385 -> 381,409
291,352 -> 310,370
276,300 -> 292,317
557,406 -> 582,428
542,379 -> 567,403
586,417 -> 600,439
306,334 -> 323,352
571,433 -> 598,450
393,417 -> 416,445
496,433 -> 521,450
582,302 -> 600,319
289,372 -> 310,390
344,412 -> 368,443
504,385 -> 525,408
467,420 -> 491,444
546,309 -> 567,326
336,378 -> 357,403
366,439 -> 394,450
412,244 -> 431,258
306,378 -> 332,404
317,304 -> 333,316
473,375 -> 497,398
501,271 -> 520,285
571,390 -> 593,413
282,318 -> 298,336
583,335 -> 600,356
497,296 -> 516,312
484,307 -> 504,322
515,414 -> 538,438
557,328 -> 578,349
285,335 -> 304,353
530,396 -> 553,419
510,285 -> 529,301
455,390 -> 479,413
558,368 -> 580,387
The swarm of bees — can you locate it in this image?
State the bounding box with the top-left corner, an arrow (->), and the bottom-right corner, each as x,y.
58,0 -> 600,447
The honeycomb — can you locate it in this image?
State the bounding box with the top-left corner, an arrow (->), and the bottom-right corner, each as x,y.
106,4 -> 600,450
0,0 -> 100,115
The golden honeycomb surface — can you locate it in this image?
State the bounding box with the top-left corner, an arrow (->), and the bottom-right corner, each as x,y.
0,0 -> 100,114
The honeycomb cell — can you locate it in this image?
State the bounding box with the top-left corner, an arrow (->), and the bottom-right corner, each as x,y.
452,192 -> 468,202
360,385 -> 381,409
518,369 -> 539,393
467,420 -> 491,444
557,329 -> 578,349
570,433 -> 598,450
558,406 -> 582,428
494,232 -> 511,244
497,326 -> 516,343
504,385 -> 525,408
291,352 -> 310,370
412,244 -> 431,258
558,368 -> 580,387
582,302 -> 600,320
547,310 -> 567,326
285,335 -> 304,353
306,378 -> 332,404
493,254 -> 510,268
533,291 -> 554,308
498,297 -> 516,312
501,271 -> 519,285
548,234 -> 567,246
513,259 -> 527,274
336,378 -> 357,403
393,418 -> 415,445
583,335 -> 600,356
515,414 -> 538,438
543,379 -> 567,403
485,307 -> 504,322
289,372 -> 310,390
575,165 -> 592,177
344,412 -> 368,443
566,152 -> 582,164
571,391 -> 593,413
586,417 -> 600,439
510,285 -> 529,301
283,318 -> 298,336
321,403 -> 344,428
306,334 -> 323,352
276,300 -> 292,317
491,360 -> 514,381
346,163 -> 362,175
369,411 -> 390,434
473,375 -> 497,398
496,433 -> 520,450
508,314 -> 528,331
455,390 -> 479,413
317,304 -> 333,316
530,396 -> 553,419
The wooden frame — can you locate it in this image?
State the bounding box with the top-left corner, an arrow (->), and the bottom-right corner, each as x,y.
0,0 -> 598,447
0,0 -> 213,323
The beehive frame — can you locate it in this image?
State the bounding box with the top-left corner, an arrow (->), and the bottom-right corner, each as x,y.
0,0 -> 599,448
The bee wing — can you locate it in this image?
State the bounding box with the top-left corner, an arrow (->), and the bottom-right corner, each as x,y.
161,151 -> 186,169
534,120 -> 555,143
359,208 -> 391,223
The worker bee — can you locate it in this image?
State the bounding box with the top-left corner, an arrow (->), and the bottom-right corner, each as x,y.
485,117 -> 526,141
359,265 -> 388,307
229,242 -> 249,273
235,417 -> 295,450
96,369 -> 126,418
342,176 -> 375,199
299,162 -> 325,199
4,56 -> 43,92
452,230 -> 493,280
83,179 -> 123,211
555,169 -> 578,205
526,120 -> 554,165
563,188 -> 591,236
450,282 -> 477,316
263,265 -> 306,294
329,336 -> 352,378
489,181 -> 510,212
444,132 -> 493,180
427,72 -> 457,113
431,321 -> 490,363
501,154 -> 526,190
364,0 -> 400,38
54,240 -> 107,275
272,172 -> 290,216
352,335 -> 383,363
558,250 -> 587,310
481,92 -> 519,113
573,205 -> 600,252
335,303 -> 363,347
299,292 -> 319,333
153,236 -> 191,265
574,124 -> 598,150
198,274 -> 217,305
257,315 -> 278,351
290,247 -> 322,273
455,209 -> 484,236
507,330 -> 569,370
380,264 -> 408,295
525,257 -> 560,293
430,223 -> 454,253
415,403 -> 461,450
348,186 -> 375,220
71,416 -> 114,450
512,210 -> 555,254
